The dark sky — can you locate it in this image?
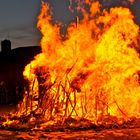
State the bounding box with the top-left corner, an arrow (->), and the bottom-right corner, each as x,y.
0,0 -> 40,48
0,0 -> 139,48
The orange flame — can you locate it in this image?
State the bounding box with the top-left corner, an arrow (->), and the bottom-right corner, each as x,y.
20,1 -> 140,124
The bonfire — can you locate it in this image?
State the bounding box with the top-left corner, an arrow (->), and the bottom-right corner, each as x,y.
1,0 -> 140,131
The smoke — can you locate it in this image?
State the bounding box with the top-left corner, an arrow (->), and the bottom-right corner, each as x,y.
102,0 -> 135,7
69,0 -> 85,12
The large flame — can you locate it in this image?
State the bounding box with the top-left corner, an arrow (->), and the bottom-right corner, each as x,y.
19,1 -> 140,124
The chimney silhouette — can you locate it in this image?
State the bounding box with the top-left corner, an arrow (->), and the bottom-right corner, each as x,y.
1,39 -> 11,53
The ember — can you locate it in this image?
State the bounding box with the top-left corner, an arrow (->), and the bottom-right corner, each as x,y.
2,0 -> 140,131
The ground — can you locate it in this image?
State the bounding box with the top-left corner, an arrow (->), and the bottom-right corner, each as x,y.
0,105 -> 140,139
0,128 -> 140,139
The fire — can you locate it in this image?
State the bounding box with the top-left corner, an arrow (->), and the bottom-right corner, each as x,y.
18,1 -> 140,125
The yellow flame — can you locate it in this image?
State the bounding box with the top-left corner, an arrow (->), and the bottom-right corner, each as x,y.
21,1 -> 140,123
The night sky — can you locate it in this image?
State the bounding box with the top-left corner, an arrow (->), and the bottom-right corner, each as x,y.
0,0 -> 139,48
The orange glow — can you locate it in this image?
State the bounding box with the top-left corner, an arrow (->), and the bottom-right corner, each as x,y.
19,1 -> 140,124
129,0 -> 135,4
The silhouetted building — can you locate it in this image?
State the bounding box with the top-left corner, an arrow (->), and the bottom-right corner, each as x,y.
1,39 -> 11,53
0,40 -> 41,104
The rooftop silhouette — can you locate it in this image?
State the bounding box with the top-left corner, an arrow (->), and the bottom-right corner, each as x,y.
0,39 -> 41,104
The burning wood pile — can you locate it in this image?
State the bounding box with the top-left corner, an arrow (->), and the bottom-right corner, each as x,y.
1,0 -> 140,131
